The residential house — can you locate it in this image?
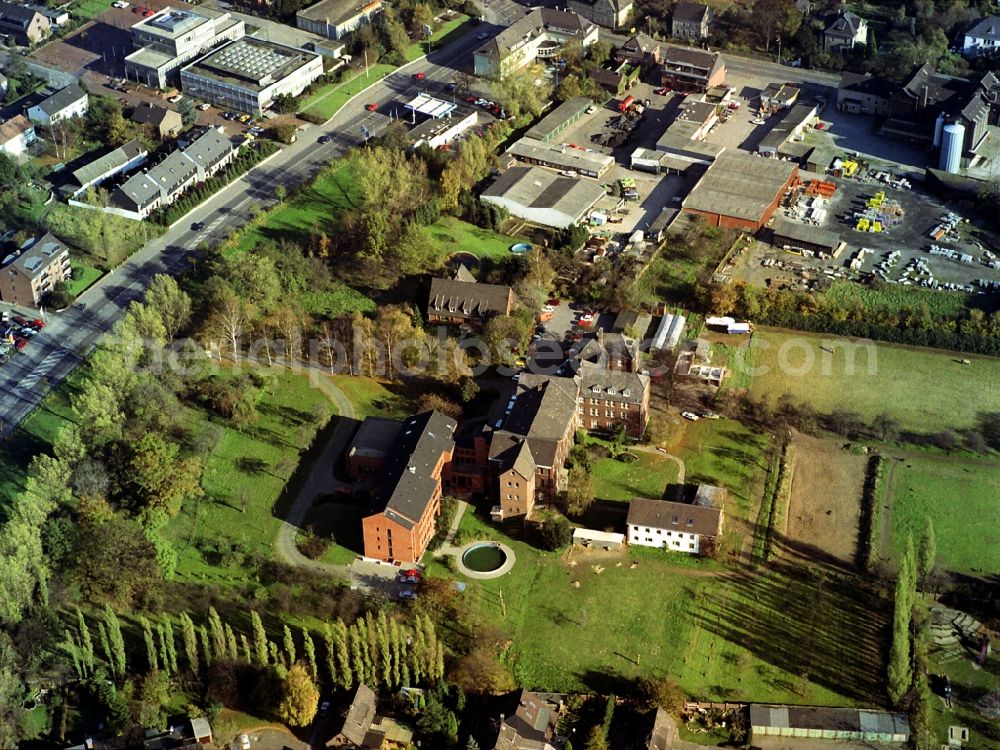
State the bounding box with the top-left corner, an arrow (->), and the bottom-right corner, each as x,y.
626,493 -> 724,554
0,2 -> 49,45
27,84 -> 89,128
474,8 -> 598,78
27,4 -> 68,27
426,264 -> 515,326
964,17 -> 1000,58
360,411 -> 456,563
0,233 -> 72,307
130,102 -> 183,139
330,683 -> 377,747
492,690 -> 567,750
0,115 -> 36,157
615,32 -> 661,72
566,0 -> 631,29
822,9 -> 867,53
296,0 -> 383,41
836,71 -> 892,115
671,2 -> 711,41
109,126 -> 237,219
660,44 -> 725,92
759,82 -> 799,114
69,138 -> 148,195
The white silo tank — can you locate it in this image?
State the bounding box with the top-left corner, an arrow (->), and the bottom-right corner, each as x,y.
932,111 -> 945,148
939,122 -> 965,174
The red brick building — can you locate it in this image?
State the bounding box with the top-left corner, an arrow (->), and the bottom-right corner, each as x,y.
358,411 -> 456,564
426,265 -> 515,326
660,45 -> 725,93
680,151 -> 798,231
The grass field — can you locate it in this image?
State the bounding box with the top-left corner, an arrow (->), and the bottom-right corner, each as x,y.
67,260 -> 103,297
734,329 -> 1000,432
165,369 -> 335,584
433,508 -> 886,705
824,281 -> 982,317
69,0 -> 112,20
885,454 -> 1000,574
300,16 -> 469,120
230,162 -> 523,270
592,452 -> 678,501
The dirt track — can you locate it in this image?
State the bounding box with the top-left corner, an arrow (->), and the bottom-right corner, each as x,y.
785,434 -> 867,566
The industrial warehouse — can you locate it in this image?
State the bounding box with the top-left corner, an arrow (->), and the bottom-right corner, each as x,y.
681,152 -> 798,230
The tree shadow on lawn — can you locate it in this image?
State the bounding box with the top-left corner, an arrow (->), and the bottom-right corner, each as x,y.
690,554 -> 887,704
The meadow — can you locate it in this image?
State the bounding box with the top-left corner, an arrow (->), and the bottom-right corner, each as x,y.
591,452 -> 679,501
734,329 -> 1000,432
435,508 -> 887,706
885,454 -> 1000,574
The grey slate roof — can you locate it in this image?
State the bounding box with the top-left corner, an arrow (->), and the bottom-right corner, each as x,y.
748,705 -> 910,737
646,708 -> 672,750
428,276 -> 513,320
576,360 -> 647,404
621,31 -> 657,55
71,138 -> 146,187
478,8 -> 594,61
627,497 -> 722,536
0,1 -> 43,27
3,232 -> 68,280
967,16 -> 1000,42
483,166 -> 606,221
337,683 -> 377,746
493,690 -> 565,750
825,10 -> 863,37
347,416 -> 403,461
374,410 -> 455,529
672,1 -> 710,24
131,102 -> 180,128
34,84 -> 87,117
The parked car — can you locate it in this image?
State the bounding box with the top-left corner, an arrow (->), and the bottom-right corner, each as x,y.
546,298 -> 560,306
681,411 -> 700,421
477,32 -> 489,40
319,700 -> 331,716
365,102 -> 378,111
402,568 -> 422,578
238,114 -> 251,123
464,95 -> 477,103
239,735 -> 251,750
13,316 -> 28,327
398,589 -> 417,601
413,71 -> 426,80
14,338 -> 27,350
445,82 -> 457,91
318,134 -> 332,144
398,574 -> 420,584
197,102 -> 210,110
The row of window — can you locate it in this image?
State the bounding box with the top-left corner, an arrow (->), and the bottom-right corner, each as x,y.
580,397 -> 634,406
581,408 -> 630,419
642,537 -> 695,550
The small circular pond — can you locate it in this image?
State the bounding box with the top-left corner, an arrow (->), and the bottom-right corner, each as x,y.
462,543 -> 508,573
510,242 -> 533,255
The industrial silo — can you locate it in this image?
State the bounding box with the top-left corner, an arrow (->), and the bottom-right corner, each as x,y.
932,111 -> 945,148
939,122 -> 965,174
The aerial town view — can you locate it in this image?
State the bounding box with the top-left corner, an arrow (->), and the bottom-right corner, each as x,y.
0,0 -> 998,747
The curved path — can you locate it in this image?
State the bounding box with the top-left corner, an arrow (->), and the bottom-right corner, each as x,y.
632,444 -> 686,485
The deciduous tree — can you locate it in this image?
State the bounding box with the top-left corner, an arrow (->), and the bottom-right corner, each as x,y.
276,664 -> 319,727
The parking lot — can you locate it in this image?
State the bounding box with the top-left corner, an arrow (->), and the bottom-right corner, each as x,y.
732,170 -> 1000,292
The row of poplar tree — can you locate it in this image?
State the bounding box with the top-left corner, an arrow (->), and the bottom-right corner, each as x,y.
63,605 -> 445,691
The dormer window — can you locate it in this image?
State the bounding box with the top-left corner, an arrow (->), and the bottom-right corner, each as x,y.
592,385 -> 601,393
671,515 -> 679,525
623,388 -> 631,397
606,387 -> 616,396
686,518 -> 694,527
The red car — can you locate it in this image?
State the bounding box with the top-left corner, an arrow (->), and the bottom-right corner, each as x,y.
464,96 -> 477,103
13,316 -> 28,327
30,319 -> 45,329
14,338 -> 27,350
546,298 -> 561,306
365,102 -> 378,111
402,569 -> 422,578
413,72 -> 426,80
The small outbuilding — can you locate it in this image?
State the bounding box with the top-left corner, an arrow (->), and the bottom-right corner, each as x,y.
749,704 -> 909,743
572,528 -> 625,549
189,716 -> 213,745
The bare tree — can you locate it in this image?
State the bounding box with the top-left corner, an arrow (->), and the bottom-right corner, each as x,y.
213,297 -> 248,363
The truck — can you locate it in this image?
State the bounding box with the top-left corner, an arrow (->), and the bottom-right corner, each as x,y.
618,95 -> 635,113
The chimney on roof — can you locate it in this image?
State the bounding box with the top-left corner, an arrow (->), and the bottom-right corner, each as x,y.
922,84 -> 929,108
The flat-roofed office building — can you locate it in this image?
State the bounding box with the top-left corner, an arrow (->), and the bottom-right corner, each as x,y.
180,37 -> 323,115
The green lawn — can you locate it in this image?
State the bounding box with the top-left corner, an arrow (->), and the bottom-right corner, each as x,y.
301,500 -> 363,565
230,161 -> 522,271
67,260 -> 103,297
434,507 -> 886,705
69,0 -> 112,20
327,374 -> 412,419
926,645 -> 1000,749
885,455 -> 1000,574
733,329 -> 1000,432
165,369 -> 335,584
592,452 -> 678,501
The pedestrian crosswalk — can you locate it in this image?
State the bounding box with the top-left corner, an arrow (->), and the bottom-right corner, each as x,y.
18,350 -> 67,390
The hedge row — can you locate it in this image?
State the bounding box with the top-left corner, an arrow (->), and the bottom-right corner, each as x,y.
858,454 -> 886,573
